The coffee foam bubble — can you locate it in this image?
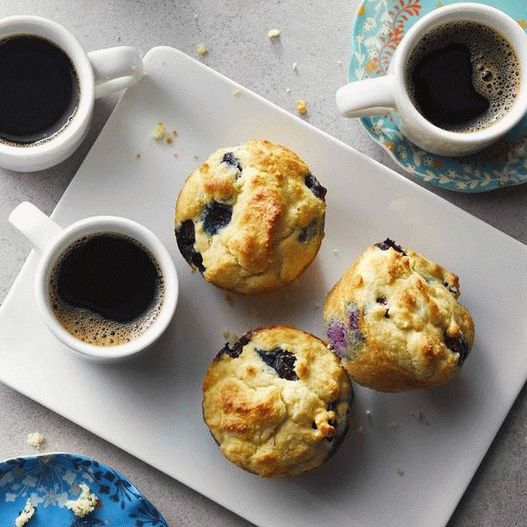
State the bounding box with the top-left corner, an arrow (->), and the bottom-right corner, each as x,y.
406,21 -> 520,133
49,235 -> 165,347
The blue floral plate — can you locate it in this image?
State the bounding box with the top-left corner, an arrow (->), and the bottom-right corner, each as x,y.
0,453 -> 168,527
350,0 -> 527,192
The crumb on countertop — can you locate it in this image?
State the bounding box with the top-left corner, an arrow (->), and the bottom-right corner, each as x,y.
152,122 -> 167,140
286,88 -> 291,94
295,98 -> 308,115
27,432 -> 45,450
396,467 -> 405,477
232,88 -> 241,97
193,154 -> 199,160
173,153 -> 179,159
197,43 -> 208,57
333,248 -> 339,256
411,410 -> 424,421
166,136 -> 173,145
356,426 -> 364,434
135,153 -> 141,160
65,484 -> 99,518
15,499 -> 35,527
267,28 -> 281,39
386,420 -> 399,429
292,62 -> 297,71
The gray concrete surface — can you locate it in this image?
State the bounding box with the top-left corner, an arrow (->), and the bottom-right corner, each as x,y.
0,1 -> 526,525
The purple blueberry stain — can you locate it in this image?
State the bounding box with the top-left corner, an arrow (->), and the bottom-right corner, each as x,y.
256,347 -> 299,380
444,333 -> 469,366
304,173 -> 327,201
175,220 -> 205,273
375,238 -> 406,255
346,302 -> 365,347
202,201 -> 233,235
327,318 -> 348,358
217,333 -> 252,359
347,304 -> 360,331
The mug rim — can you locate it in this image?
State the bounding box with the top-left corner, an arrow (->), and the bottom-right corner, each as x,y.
0,15 -> 94,161
391,2 -> 527,144
34,216 -> 179,361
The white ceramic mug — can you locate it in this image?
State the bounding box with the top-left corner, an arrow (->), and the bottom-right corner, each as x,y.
9,202 -> 178,362
0,15 -> 143,172
336,3 -> 527,156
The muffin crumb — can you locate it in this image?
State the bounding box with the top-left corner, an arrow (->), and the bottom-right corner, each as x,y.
411,410 -> 424,421
152,122 -> 167,140
295,98 -> 308,115
292,62 -> 298,72
166,136 -> 173,145
267,28 -> 281,39
14,499 -> 35,527
65,484 -> 98,518
396,467 -> 405,477
232,89 -> 241,97
135,153 -> 141,160
286,88 -> 291,94
197,43 -> 208,57
356,425 -> 364,434
27,432 -> 45,450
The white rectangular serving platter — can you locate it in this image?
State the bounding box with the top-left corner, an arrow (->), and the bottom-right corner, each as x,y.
1,47 -> 527,527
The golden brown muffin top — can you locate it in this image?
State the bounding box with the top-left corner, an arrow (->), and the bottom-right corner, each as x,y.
324,240 -> 475,392
175,140 -> 326,294
203,326 -> 352,477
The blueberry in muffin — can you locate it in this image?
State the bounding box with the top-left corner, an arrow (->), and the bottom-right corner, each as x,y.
203,326 -> 353,477
174,140 -> 326,294
324,239 -> 475,392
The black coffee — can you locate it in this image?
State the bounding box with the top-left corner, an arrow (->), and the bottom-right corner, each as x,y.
0,35 -> 79,145
49,234 -> 164,347
406,21 -> 519,132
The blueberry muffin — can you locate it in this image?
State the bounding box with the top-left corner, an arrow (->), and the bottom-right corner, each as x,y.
324,239 -> 475,392
202,326 -> 353,477
174,140 -> 326,294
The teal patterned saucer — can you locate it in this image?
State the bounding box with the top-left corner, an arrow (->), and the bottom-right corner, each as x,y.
350,0 -> 527,192
0,453 -> 168,527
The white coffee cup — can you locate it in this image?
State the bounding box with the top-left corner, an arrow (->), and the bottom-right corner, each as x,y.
336,3 -> 527,156
0,15 -> 143,172
9,202 -> 178,362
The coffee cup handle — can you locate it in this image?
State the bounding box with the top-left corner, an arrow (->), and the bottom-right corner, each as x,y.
9,202 -> 63,255
87,46 -> 144,99
336,76 -> 396,117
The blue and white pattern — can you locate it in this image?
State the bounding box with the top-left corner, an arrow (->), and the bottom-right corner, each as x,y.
350,0 -> 527,192
0,454 -> 168,527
